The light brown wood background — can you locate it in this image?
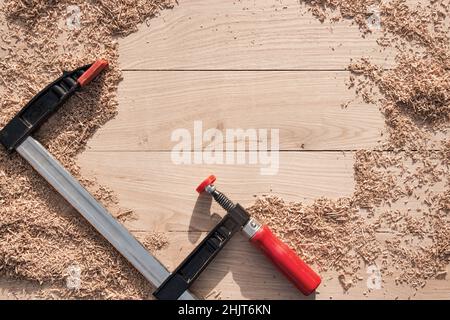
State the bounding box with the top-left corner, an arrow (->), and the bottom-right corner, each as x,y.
1,0 -> 448,299
79,0 -> 448,300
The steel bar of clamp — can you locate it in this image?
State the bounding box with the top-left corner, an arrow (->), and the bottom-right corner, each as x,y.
17,136 -> 196,300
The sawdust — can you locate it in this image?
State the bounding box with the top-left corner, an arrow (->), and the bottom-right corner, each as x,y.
0,0 -> 174,299
248,197 -> 380,278
248,180 -> 449,292
303,0 -> 382,33
349,53 -> 450,126
247,0 -> 450,294
142,232 -> 169,252
353,150 -> 402,209
304,0 -> 450,53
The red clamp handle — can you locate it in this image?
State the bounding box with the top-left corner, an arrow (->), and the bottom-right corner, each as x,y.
250,225 -> 321,296
77,59 -> 109,87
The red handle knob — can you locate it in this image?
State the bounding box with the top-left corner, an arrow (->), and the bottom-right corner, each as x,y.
250,225 -> 321,296
196,175 -> 216,193
77,59 -> 109,87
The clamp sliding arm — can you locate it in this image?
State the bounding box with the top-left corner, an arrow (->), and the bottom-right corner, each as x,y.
0,60 -> 197,300
0,60 -> 108,152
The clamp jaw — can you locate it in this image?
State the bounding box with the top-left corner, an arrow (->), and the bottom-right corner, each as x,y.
153,204 -> 249,300
0,60 -> 108,152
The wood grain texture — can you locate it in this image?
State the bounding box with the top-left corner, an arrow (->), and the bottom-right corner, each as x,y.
77,148 -> 449,300
85,71 -> 385,151
77,151 -> 445,233
78,151 -> 355,232
118,0 -> 395,70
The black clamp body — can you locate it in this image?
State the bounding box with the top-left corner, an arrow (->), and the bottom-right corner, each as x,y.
154,204 -> 250,300
0,64 -> 92,152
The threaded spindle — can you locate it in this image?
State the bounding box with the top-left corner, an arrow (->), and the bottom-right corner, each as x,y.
212,190 -> 236,211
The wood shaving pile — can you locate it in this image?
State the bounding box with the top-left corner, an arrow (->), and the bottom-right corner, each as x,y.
353,150 -> 402,209
249,146 -> 449,290
303,0 -> 381,32
349,53 -> 450,125
143,232 -> 169,252
0,0 -> 174,299
248,197 -> 381,278
248,0 -> 450,294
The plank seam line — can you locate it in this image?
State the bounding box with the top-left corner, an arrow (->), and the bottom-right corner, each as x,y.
122,68 -> 351,72
85,149 -> 442,153
131,229 -> 409,234
121,68 -> 394,72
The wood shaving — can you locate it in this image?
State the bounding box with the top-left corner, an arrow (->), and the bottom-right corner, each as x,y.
0,0 -> 174,299
248,196 -> 380,288
348,53 -> 450,126
142,232 -> 169,252
248,0 -> 450,293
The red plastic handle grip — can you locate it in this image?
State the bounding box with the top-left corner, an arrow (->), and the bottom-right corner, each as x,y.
77,59 -> 109,87
250,225 -> 321,296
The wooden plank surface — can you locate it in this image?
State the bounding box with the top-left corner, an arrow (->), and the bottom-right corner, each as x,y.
78,151 -> 355,232
86,71 -> 385,151
79,0 -> 448,300
76,150 -> 448,300
77,151 -> 445,231
2,0 -> 447,300
119,0 -> 395,70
